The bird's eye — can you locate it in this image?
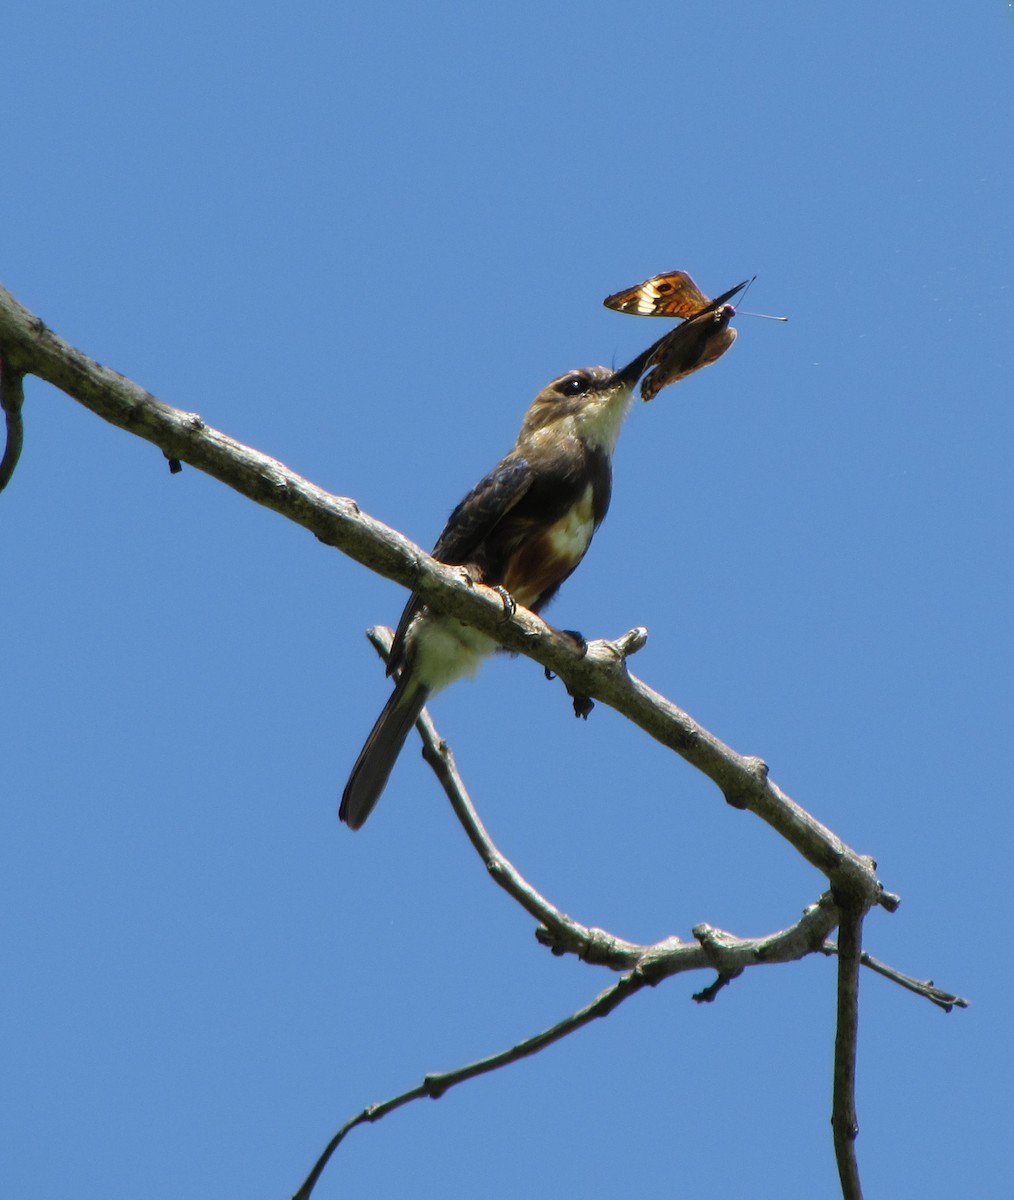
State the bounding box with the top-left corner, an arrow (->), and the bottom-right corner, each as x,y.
557,374 -> 586,396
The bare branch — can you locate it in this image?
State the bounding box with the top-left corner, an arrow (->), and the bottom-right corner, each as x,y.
366,625 -> 848,980
298,640 -> 913,1199
2,283 -> 969,1200
832,901 -> 865,1200
288,869 -> 860,1198
0,281 -> 897,910
821,942 -> 969,1012
292,970 -> 652,1200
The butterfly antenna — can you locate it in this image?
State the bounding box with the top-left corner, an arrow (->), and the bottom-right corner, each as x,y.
736,277 -> 788,321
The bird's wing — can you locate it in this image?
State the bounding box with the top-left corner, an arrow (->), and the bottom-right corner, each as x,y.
387,454 -> 534,676
431,454 -> 533,563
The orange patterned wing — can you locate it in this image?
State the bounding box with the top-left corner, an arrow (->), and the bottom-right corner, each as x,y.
604,272 -> 750,319
603,270 -> 711,318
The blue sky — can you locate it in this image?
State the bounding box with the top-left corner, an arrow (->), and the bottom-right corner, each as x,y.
3,4 -> 1012,1197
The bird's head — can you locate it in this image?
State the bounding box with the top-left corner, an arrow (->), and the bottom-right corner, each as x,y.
519,362 -> 642,453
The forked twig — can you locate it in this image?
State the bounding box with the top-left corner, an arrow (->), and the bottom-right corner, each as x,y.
291,630 -> 967,1198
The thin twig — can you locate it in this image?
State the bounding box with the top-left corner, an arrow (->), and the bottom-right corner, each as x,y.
821,942 -> 969,1012
831,901 -> 865,1200
291,970 -> 651,1200
0,351 -> 25,493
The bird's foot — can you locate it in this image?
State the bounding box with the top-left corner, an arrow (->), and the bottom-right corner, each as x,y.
560,629 -> 588,656
540,630 -> 593,718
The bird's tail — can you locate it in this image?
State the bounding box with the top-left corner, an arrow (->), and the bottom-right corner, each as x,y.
339,673 -> 430,830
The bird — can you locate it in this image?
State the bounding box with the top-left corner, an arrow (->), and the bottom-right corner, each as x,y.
339,354 -> 648,830
339,296 -> 744,830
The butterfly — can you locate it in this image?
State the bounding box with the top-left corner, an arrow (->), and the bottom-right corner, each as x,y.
603,270 -> 749,320
604,270 -> 750,401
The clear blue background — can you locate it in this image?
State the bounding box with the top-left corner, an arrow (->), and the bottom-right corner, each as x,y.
3,4 -> 1011,1197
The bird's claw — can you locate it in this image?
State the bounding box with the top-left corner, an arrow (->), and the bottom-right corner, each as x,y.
560,629 -> 588,656
491,585 -> 517,618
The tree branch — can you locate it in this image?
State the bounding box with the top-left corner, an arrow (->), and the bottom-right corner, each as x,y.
291,968 -> 652,1200
1,280 -> 967,1200
396,625 -> 960,1007
821,942 -> 969,1012
0,280 -> 898,913
831,900 -> 865,1200
367,624 -> 843,977
290,654 -> 836,1198
297,638 -> 965,1198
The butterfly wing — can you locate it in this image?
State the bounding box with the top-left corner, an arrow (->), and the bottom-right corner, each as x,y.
603,270 -> 711,317
604,272 -> 751,319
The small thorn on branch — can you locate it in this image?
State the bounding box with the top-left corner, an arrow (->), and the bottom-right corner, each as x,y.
611,625 -> 649,659
691,923 -> 745,1001
693,970 -> 743,1003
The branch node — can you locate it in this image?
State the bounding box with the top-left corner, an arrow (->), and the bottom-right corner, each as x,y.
613,625 -> 649,658
831,1112 -> 860,1140
583,626 -> 648,671
691,923 -> 746,990
485,854 -> 511,886
745,755 -> 769,779
422,1074 -> 449,1100
692,969 -> 743,1003
721,756 -> 769,810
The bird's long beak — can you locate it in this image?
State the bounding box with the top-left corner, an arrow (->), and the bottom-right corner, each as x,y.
608,329 -> 674,390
